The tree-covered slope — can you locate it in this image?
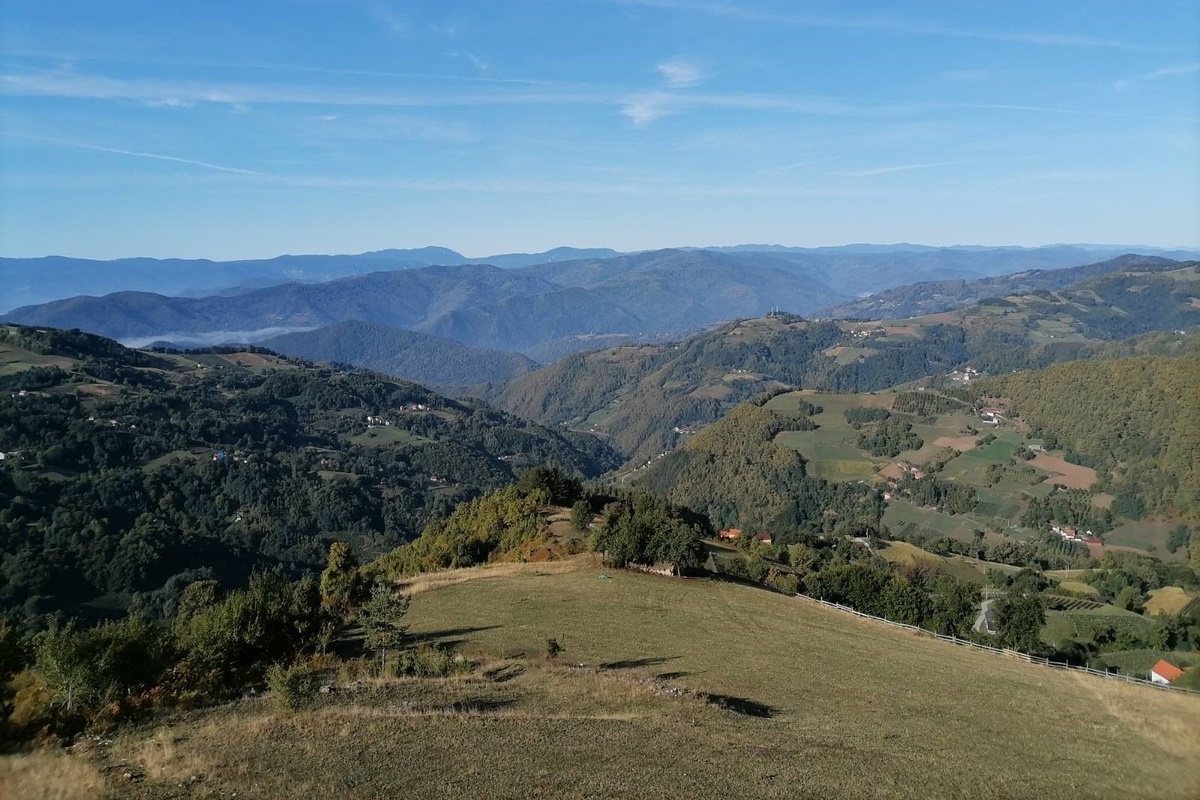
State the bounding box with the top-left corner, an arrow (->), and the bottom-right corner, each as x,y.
260,320 -> 537,388
820,254 -> 1183,319
0,325 -> 620,623
633,394 -> 882,534
980,352 -> 1200,517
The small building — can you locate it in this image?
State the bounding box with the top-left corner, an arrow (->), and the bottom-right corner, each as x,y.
1085,536 -> 1102,546
1150,659 -> 1185,686
753,533 -> 773,545
718,528 -> 742,541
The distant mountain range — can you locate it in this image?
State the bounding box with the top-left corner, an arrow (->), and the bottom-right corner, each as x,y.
1,249 -> 844,356
0,246 -> 623,311
6,245 -> 1197,360
258,321 -> 537,389
4,242 -> 1197,313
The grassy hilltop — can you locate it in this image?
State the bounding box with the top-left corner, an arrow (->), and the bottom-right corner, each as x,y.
19,559 -> 1199,800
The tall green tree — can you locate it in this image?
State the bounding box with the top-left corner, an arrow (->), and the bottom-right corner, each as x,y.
992,591 -> 1047,653
320,541 -> 361,607
359,581 -> 410,674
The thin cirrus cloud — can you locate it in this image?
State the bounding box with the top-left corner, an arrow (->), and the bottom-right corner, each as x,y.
1,131 -> 269,176
607,0 -> 1150,50
1144,62 -> 1200,80
5,68 -> 1189,129
656,58 -> 704,88
838,162 -> 953,177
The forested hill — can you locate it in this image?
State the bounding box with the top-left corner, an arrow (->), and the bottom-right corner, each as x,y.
819,254 -> 1184,320
632,395 -> 881,534
259,320 -> 537,388
979,352 -> 1200,517
0,325 -> 620,623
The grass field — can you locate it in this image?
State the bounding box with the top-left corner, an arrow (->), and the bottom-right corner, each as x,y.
0,342 -> 78,376
875,541 -> 1013,585
57,562 -> 1200,800
1044,606 -> 1154,644
347,427 -> 433,447
883,498 -> 984,543
1145,587 -> 1200,617
1105,519 -> 1183,556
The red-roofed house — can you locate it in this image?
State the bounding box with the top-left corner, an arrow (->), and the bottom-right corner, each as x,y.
718,528 -> 742,541
1150,659 -> 1185,685
753,533 -> 773,545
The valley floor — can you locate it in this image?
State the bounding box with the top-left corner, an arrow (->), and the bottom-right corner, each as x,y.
11,559 -> 1200,800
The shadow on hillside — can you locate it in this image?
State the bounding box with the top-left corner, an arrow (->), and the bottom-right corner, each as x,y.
655,670 -> 692,681
438,698 -> 517,715
600,655 -> 679,670
702,693 -> 774,718
407,625 -> 503,646
483,664 -> 525,683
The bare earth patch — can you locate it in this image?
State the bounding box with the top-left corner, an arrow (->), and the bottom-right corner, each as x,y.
933,435 -> 978,452
1029,454 -> 1097,490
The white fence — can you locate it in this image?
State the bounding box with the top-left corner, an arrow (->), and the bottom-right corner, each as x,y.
791,593 -> 1200,697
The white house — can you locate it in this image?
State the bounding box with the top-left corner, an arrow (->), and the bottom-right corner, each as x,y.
1150,659 -> 1184,686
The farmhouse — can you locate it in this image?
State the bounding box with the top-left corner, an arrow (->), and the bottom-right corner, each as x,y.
718,528 -> 742,541
1150,659 -> 1185,685
753,533 -> 773,545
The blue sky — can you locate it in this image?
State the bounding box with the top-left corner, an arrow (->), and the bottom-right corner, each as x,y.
1,0 -> 1198,259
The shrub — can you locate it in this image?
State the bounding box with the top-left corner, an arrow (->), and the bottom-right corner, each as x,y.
764,568 -> 799,594
394,645 -> 471,678
570,500 -> 592,532
544,636 -> 564,661
266,661 -> 319,710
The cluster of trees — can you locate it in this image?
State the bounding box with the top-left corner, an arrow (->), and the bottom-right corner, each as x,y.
2,571 -> 328,742
856,419 -> 923,458
843,406 -> 890,427
366,485 -> 547,578
1020,489 -> 1114,534
589,493 -> 709,573
897,474 -> 977,515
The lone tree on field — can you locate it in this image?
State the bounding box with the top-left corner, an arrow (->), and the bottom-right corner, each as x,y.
359,581 -> 410,674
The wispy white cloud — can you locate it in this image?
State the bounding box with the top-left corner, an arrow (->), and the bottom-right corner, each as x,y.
1,131 -> 267,176
608,0 -> 1149,50
5,68 -> 1191,127
146,97 -> 194,109
839,162 -> 953,177
621,92 -> 675,126
1144,62 -> 1200,80
656,58 -> 704,88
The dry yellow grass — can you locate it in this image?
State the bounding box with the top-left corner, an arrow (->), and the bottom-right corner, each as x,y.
0,752 -> 104,800
395,554 -> 599,596
1056,579 -> 1101,596
1145,586 -> 1199,617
